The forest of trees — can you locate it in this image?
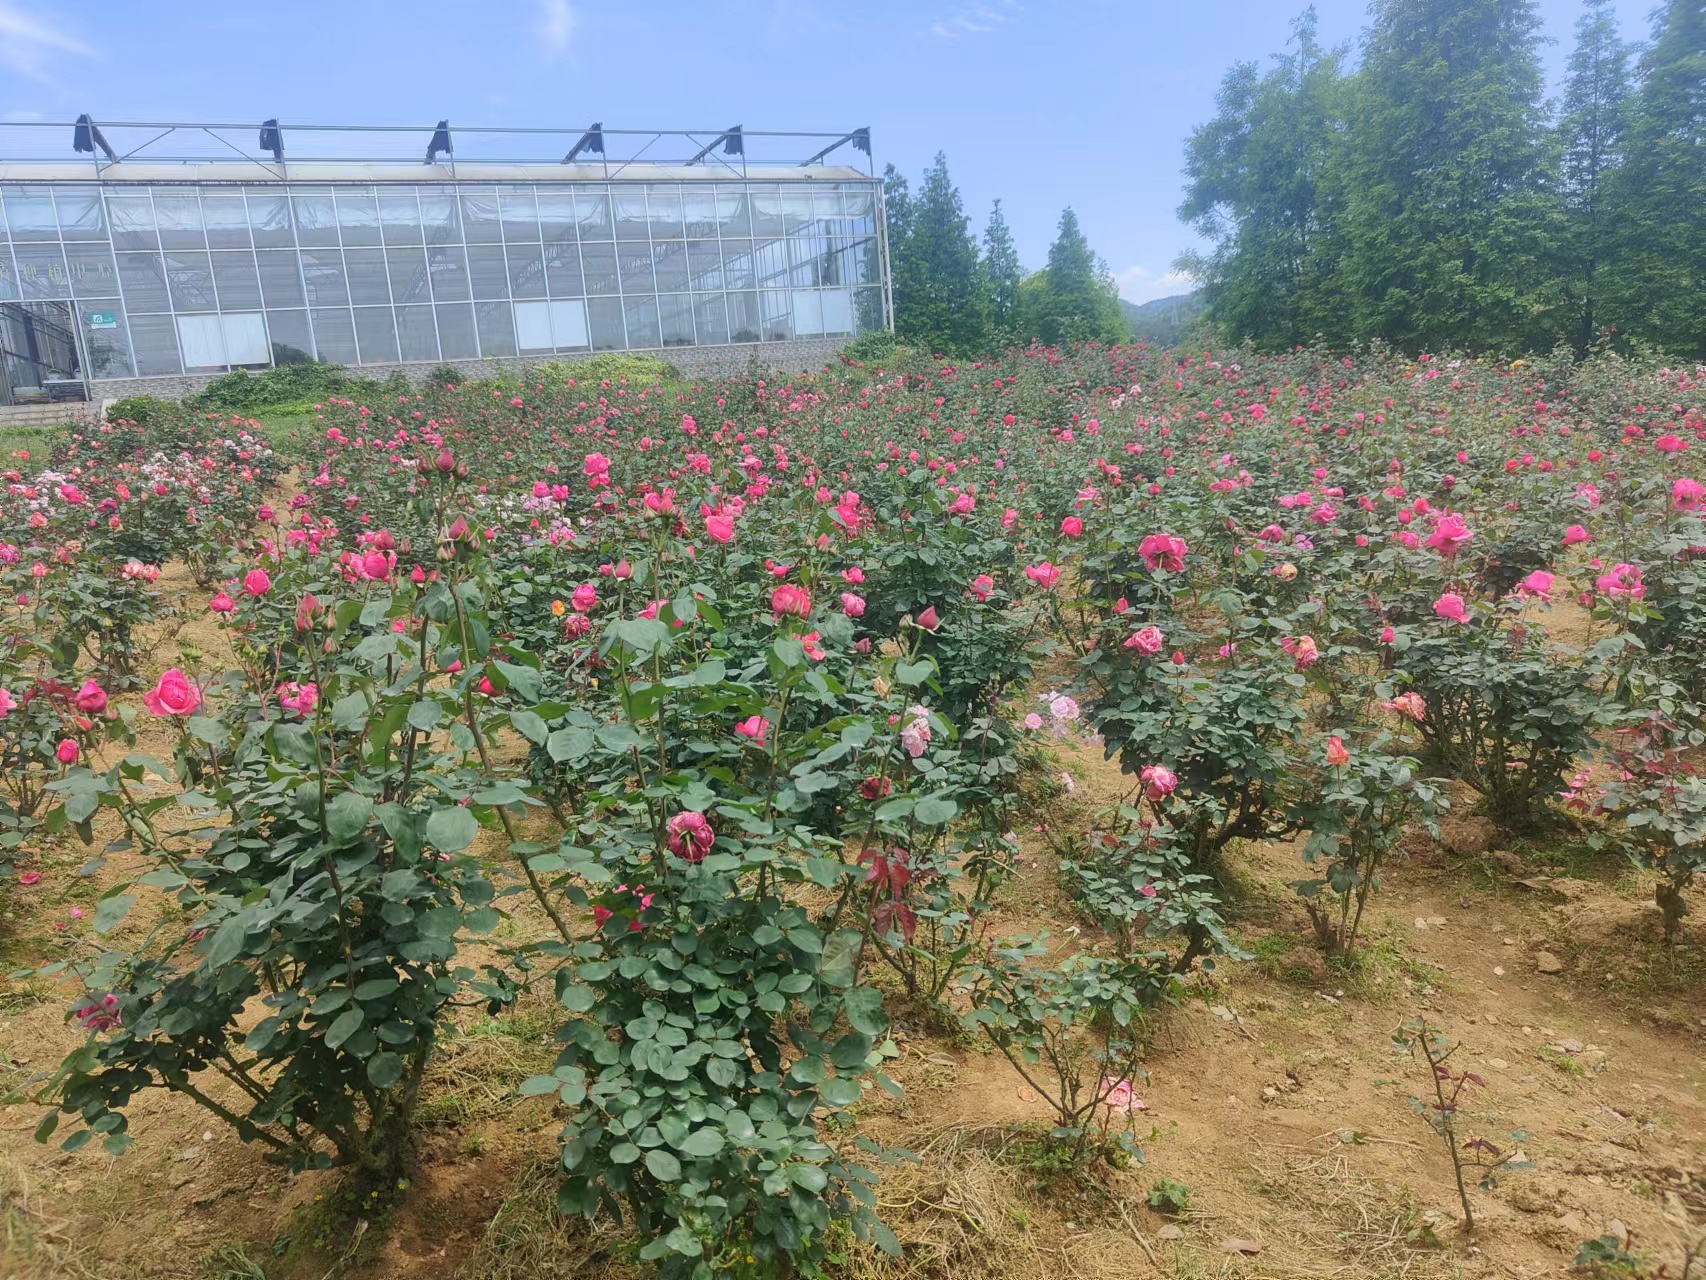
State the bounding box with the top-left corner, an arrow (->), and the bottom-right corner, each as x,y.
1180,0 -> 1706,356
881,154 -> 1130,355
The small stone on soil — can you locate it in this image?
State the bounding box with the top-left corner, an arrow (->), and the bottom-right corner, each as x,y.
1535,951 -> 1565,974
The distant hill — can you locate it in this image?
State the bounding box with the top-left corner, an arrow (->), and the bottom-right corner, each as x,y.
1121,292 -> 1206,346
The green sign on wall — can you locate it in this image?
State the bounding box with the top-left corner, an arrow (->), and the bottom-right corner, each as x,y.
86,311 -> 118,329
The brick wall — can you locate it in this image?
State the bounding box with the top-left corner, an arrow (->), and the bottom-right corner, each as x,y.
88,338 -> 849,403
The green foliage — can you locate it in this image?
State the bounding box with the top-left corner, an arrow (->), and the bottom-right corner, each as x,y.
886,153 -> 989,355
964,940 -> 1164,1164
1177,10 -> 1350,346
1018,209 -> 1129,347
533,353 -> 679,386
1600,0 -> 1706,355
1336,0 -> 1557,350
1556,0 -> 1632,351
1290,737 -> 1445,956
103,395 -> 175,425
1181,0 -> 1706,355
1145,1177 -> 1190,1215
982,199 -> 1023,342
1394,607 -> 1609,831
190,361 -> 353,414
840,330 -> 908,366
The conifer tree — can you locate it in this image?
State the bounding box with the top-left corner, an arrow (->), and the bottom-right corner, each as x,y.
1335,0 -> 1555,350
1602,0 -> 1706,353
1557,0 -> 1632,349
982,199 -> 1023,340
887,153 -> 987,354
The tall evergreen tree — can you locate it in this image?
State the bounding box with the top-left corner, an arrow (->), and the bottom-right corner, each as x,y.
887,153 -> 987,354
982,199 -> 1023,339
1021,208 -> 1128,345
1335,0 -> 1556,350
1602,0 -> 1706,353
1557,0 -> 1632,349
1177,9 -> 1349,346
882,164 -> 914,247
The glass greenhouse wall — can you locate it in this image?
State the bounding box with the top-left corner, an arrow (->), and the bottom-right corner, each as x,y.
0,177 -> 888,383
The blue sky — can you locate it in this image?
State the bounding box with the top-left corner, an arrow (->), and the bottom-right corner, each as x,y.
0,0 -> 1657,304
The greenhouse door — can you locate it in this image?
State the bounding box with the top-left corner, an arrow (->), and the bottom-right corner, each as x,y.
0,301 -> 86,406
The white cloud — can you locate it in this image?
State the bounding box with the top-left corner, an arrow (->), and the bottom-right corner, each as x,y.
1115,264 -> 1195,306
0,2 -> 94,81
537,0 -> 574,54
929,0 -> 1018,38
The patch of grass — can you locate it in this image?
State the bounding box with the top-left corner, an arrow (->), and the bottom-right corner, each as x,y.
456,1158 -> 633,1280
0,1157 -> 101,1280
1246,927 -> 1321,985
199,1243 -> 269,1279
418,1004 -> 559,1128
0,424 -> 64,463
1330,934 -> 1452,1004
248,409 -> 318,452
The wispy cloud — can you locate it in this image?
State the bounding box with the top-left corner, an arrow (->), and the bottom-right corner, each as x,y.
929,0 -> 1019,39
537,0 -> 574,54
0,2 -> 94,81
1115,265 -> 1195,306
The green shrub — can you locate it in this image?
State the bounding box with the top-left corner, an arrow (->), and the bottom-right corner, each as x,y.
190,361 -> 350,413
104,395 -> 174,425
841,330 -> 905,365
424,363 -> 465,389
534,353 -> 678,386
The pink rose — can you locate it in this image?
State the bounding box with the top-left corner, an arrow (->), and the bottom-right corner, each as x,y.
666,811 -> 714,863
770,584 -> 811,619
1433,593 -> 1469,623
74,680 -> 107,714
1140,764 -> 1177,800
840,592 -> 866,618
1124,625 -> 1164,655
243,568 -> 271,597
143,668 -> 203,717
56,738 -> 80,764
1138,533 -> 1187,572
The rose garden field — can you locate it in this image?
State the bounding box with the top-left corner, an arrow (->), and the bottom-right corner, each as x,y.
0,342 -> 1702,1280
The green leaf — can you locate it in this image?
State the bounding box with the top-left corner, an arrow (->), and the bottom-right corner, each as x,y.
425,805 -> 479,852
91,893 -> 134,934
331,693 -> 370,732
325,1008 -> 364,1051
366,1052 -> 404,1088
679,1128 -> 725,1157
493,660 -> 543,704
787,1162 -> 829,1192
406,699 -> 442,731
843,987 -> 887,1035
186,715 -> 229,749
819,1076 -> 862,1107
610,1142 -> 642,1165
547,727 -> 593,763
519,1075 -> 560,1096
913,792 -> 958,825
895,659 -> 933,686
510,710 -> 549,745
326,791 -> 372,845
645,1148 -> 682,1181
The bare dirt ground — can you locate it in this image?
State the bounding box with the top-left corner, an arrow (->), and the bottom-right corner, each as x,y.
2,576 -> 1702,1280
